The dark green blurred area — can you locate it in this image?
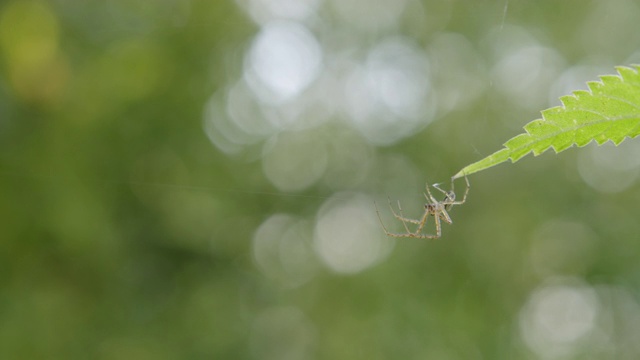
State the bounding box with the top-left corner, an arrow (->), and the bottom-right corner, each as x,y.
2,0 -> 640,359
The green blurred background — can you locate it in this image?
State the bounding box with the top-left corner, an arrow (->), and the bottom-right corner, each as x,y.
2,0 -> 640,358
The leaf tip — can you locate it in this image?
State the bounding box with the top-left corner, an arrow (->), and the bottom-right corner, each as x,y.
451,170 -> 467,180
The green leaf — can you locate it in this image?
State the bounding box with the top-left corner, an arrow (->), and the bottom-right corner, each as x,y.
453,65 -> 640,179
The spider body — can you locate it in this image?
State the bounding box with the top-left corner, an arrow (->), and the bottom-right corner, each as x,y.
375,175 -> 469,239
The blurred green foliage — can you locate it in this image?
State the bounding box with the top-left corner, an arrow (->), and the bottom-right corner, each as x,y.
2,0 -> 640,359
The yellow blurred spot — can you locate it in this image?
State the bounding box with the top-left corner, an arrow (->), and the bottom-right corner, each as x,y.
0,0 -> 68,105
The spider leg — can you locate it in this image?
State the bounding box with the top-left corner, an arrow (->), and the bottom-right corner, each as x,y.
388,199 -> 422,225
446,173 -> 470,205
390,199 -> 417,234
421,187 -> 444,239
424,182 -> 438,204
437,206 -> 453,224
434,210 -> 441,238
389,208 -> 439,239
375,202 -> 411,238
381,198 -> 424,237
431,182 -> 450,197
413,208 -> 434,236
374,201 -> 392,235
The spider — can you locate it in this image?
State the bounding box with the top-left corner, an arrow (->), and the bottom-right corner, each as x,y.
375,174 -> 470,239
